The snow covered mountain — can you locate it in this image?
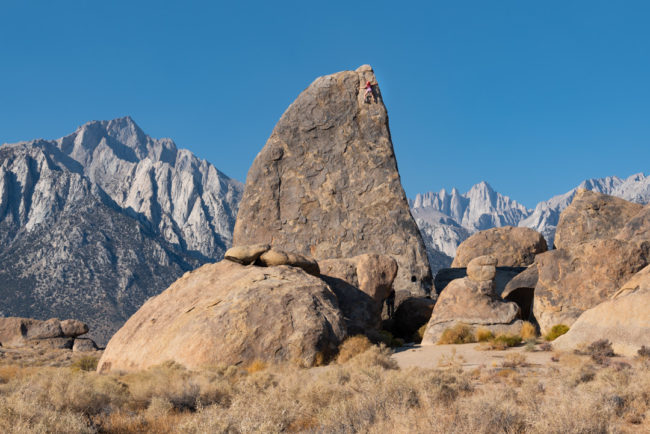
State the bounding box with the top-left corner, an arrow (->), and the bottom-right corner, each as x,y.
412,174 -> 650,275
0,117 -> 243,344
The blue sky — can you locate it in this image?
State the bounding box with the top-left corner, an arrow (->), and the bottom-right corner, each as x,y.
1,1 -> 649,208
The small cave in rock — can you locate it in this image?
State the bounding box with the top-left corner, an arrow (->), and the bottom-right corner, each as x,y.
504,287 -> 535,322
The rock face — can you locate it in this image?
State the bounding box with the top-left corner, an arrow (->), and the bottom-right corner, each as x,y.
452,226 -> 547,268
501,266 -> 538,321
553,266 -> 650,357
533,239 -> 650,334
554,189 -> 643,250
421,255 -> 522,344
0,317 -> 93,350
0,118 -> 242,345
616,203 -> 650,243
233,65 -> 431,295
97,260 -> 347,372
317,253 -> 397,334
391,296 -> 435,340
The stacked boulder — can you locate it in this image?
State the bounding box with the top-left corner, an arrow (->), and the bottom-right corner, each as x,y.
421,255 -> 523,344
98,65 -> 423,372
0,317 -> 97,352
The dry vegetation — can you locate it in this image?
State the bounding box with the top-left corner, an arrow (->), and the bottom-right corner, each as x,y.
0,340 -> 649,433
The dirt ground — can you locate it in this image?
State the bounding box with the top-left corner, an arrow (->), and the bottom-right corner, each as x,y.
393,342 -> 559,370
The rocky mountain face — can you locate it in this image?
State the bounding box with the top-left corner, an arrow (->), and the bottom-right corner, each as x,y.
233,65 -> 432,296
412,174 -> 650,275
0,118 -> 243,345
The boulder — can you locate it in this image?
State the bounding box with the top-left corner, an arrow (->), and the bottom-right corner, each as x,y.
232,65 -> 431,296
533,239 -> 650,335
224,244 -> 270,265
259,249 -> 320,275
466,255 -> 497,282
501,265 -> 538,321
553,269 -> 650,357
317,254 -> 397,334
0,317 -> 69,347
422,258 -> 522,345
451,226 -> 547,267
73,338 -> 98,352
434,267 -> 527,296
60,319 -> 89,337
97,260 -> 346,372
616,203 -> 650,243
554,189 -> 642,250
356,254 -> 398,303
29,338 -> 74,350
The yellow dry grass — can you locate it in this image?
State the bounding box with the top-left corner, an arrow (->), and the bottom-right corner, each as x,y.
0,344 -> 648,433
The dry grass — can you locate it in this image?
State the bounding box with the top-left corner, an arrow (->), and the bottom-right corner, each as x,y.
477,334 -> 523,351
520,321 -> 537,340
0,344 -> 648,433
438,323 -> 476,344
337,335 -> 373,364
545,324 -> 570,341
475,328 -> 494,342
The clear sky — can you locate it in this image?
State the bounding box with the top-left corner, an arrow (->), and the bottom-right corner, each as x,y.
2,1 -> 649,208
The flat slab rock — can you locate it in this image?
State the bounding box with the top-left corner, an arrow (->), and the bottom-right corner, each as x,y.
233,65 -> 431,296
0,317 -> 89,348
97,260 -> 347,372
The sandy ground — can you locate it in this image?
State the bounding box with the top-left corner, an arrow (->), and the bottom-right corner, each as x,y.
392,343 -> 556,370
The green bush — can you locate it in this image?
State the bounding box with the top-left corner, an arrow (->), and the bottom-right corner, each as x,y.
544,324 -> 570,341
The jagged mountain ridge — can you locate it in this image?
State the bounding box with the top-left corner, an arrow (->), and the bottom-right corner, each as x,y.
0,118 -> 243,344
412,174 -> 650,275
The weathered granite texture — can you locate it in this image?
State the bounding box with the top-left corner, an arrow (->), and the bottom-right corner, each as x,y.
233,65 -> 431,295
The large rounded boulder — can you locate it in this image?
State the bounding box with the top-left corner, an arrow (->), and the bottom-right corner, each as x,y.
451,226 -> 547,268
554,189 -> 642,250
553,265 -> 650,357
97,260 -> 347,372
533,239 -> 650,334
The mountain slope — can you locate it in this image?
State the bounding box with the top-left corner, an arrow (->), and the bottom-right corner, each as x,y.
0,119 -> 243,344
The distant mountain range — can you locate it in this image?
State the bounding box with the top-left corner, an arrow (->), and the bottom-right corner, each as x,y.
3,116 -> 649,342
410,174 -> 650,274
0,117 -> 242,344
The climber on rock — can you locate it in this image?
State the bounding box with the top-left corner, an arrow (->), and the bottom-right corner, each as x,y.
363,80 -> 376,103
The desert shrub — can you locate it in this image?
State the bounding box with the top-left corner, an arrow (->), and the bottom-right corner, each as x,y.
544,324 -> 569,341
585,339 -> 615,365
71,356 -> 98,372
524,340 -> 537,352
637,345 -> 650,358
245,360 -> 267,374
336,335 -> 372,364
479,334 -> 523,350
345,344 -> 398,370
539,342 -> 552,352
520,321 -> 537,340
376,330 -> 404,348
502,353 -> 528,368
475,328 -> 494,342
412,324 -> 427,343
438,323 -> 476,344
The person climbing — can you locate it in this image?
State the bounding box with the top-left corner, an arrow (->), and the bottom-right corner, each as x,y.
363,80 -> 375,103
385,289 -> 395,319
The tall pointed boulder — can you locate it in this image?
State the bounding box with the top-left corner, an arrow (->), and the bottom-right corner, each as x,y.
233,65 -> 431,295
